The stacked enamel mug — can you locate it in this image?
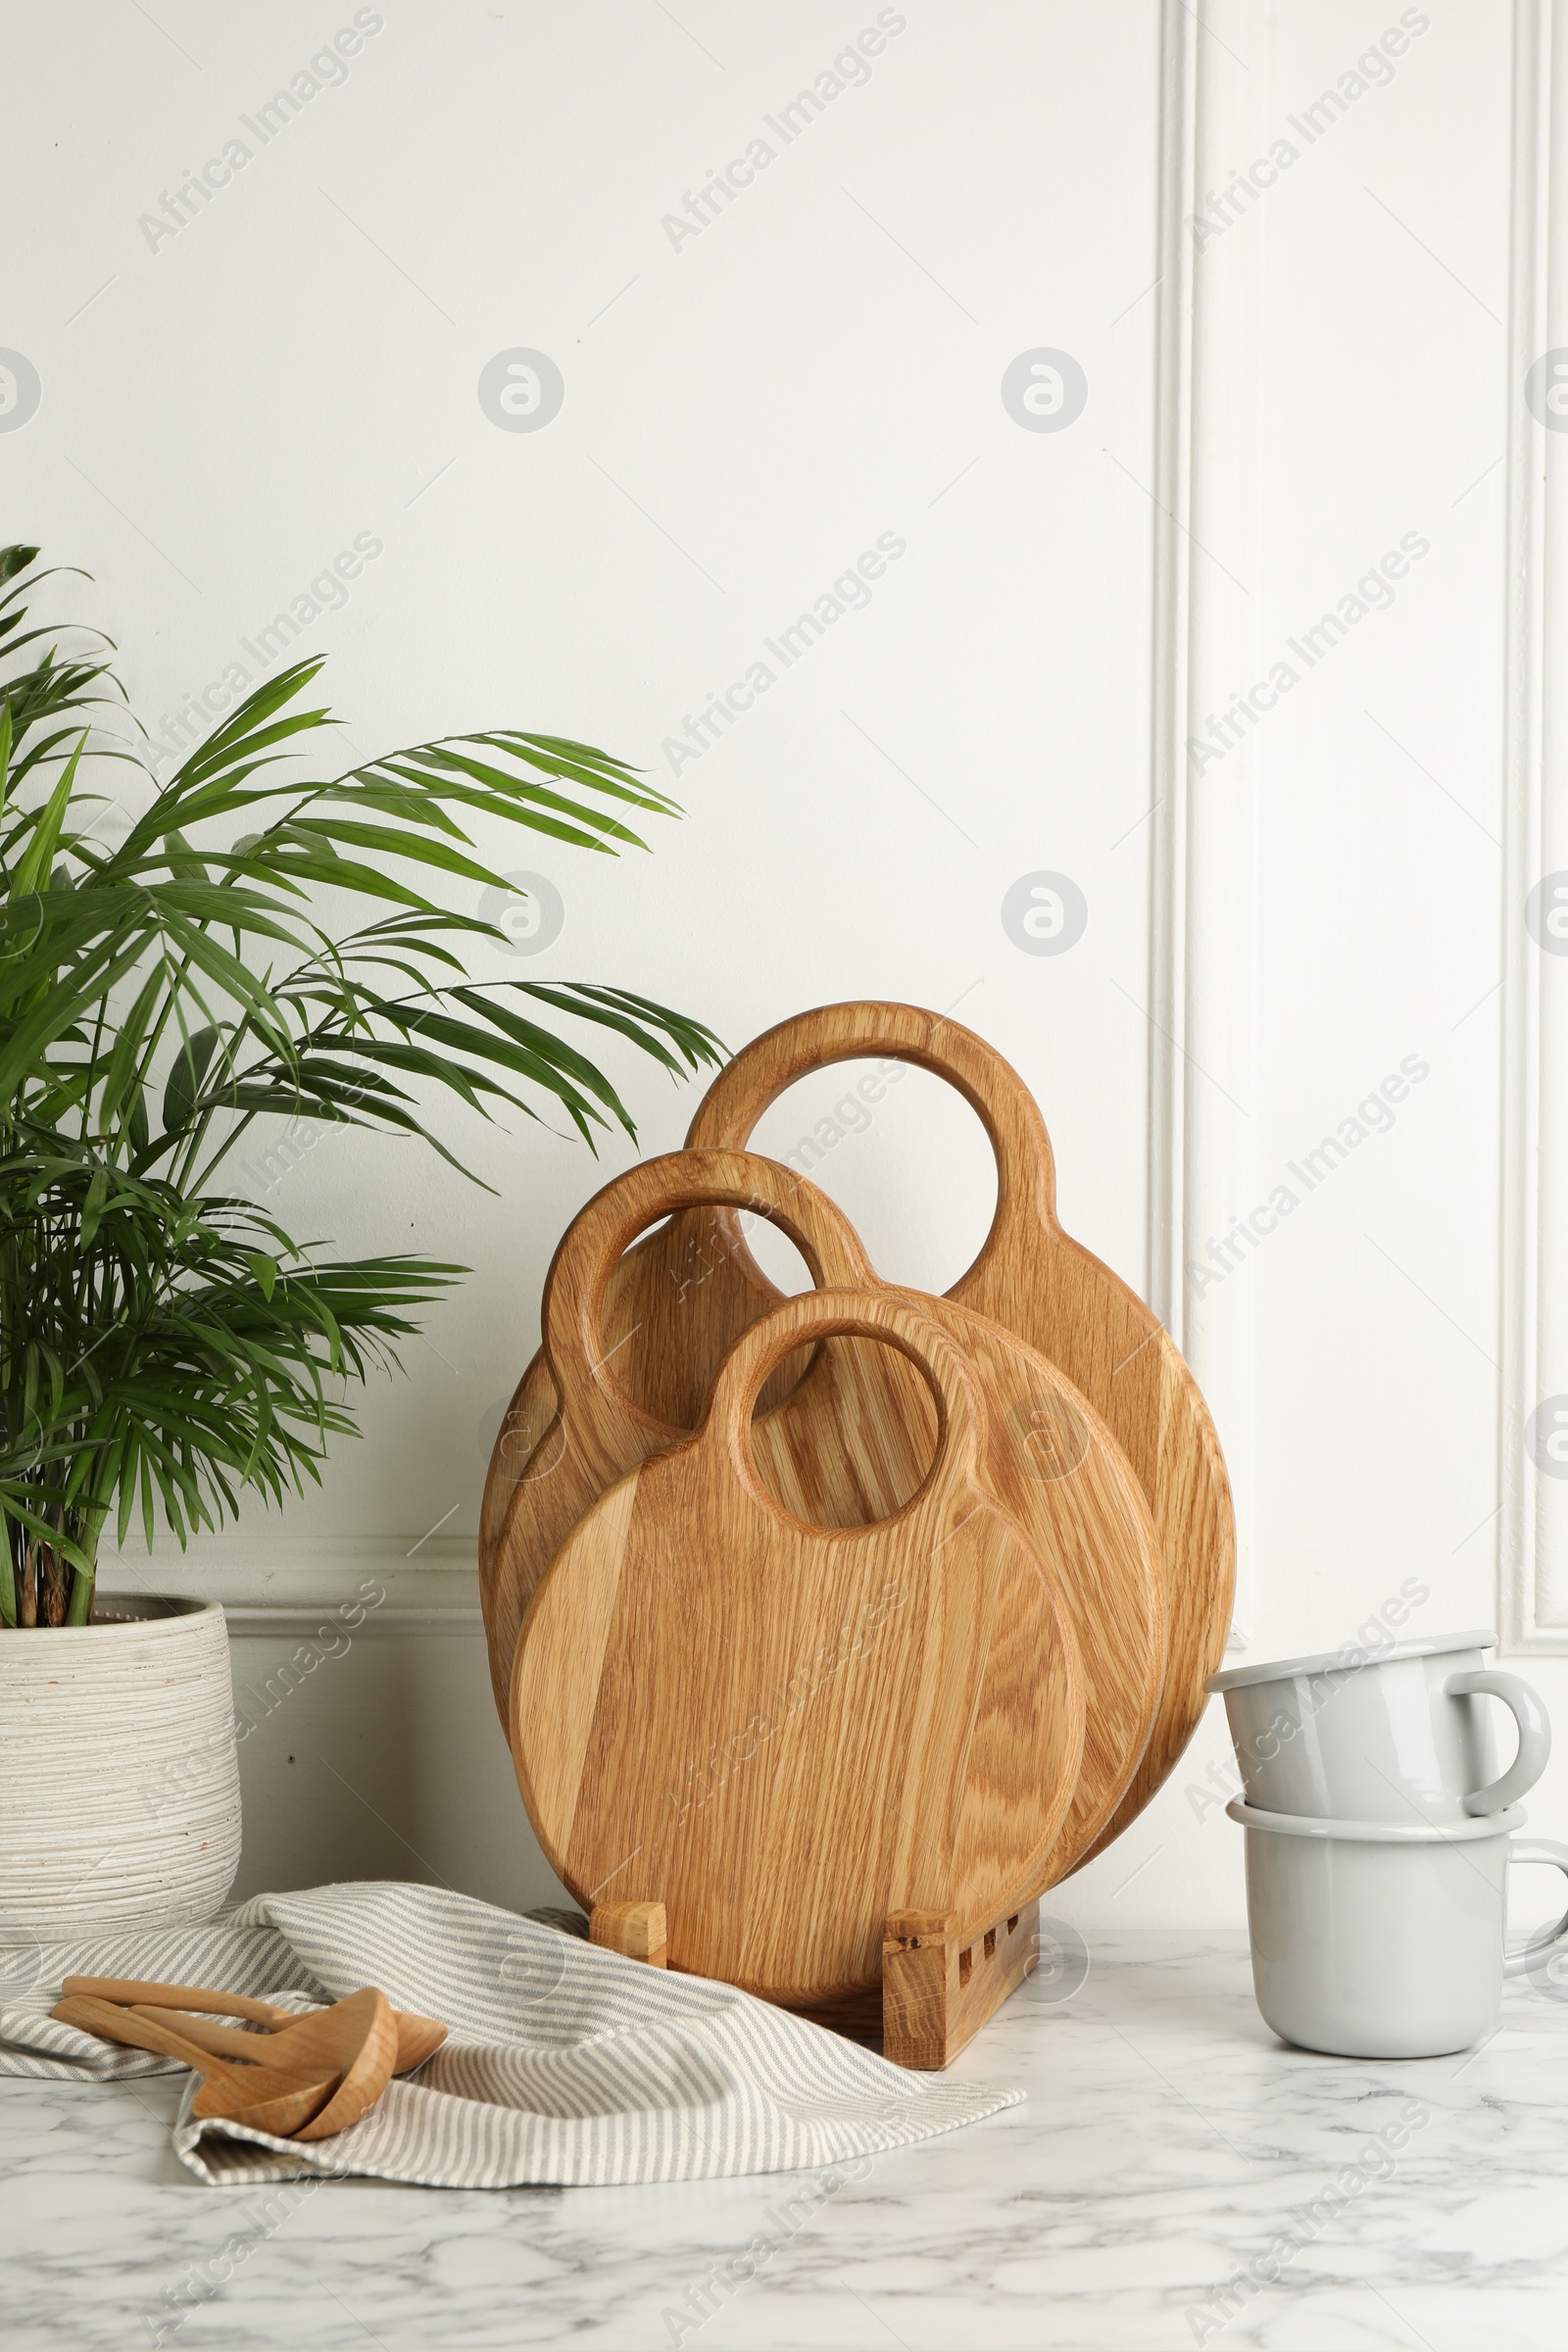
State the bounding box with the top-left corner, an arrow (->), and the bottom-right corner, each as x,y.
1206,1632 -> 1568,2058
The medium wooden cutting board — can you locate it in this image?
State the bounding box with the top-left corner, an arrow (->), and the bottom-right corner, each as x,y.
482,1003 -> 1233,1866
483,1152 -> 1165,1884
481,1149 -> 883,1721
511,1289 -> 1087,2003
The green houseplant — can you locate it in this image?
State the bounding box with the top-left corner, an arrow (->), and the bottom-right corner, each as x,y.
0,543 -> 719,1936
0,544 -> 719,1624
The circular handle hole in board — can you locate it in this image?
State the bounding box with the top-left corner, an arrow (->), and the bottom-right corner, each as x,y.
743,1059 -> 998,1298
733,1321 -> 942,1534
587,1205 -> 816,1433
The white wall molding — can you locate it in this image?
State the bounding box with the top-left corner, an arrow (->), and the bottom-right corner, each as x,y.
1500,0 -> 1568,1649
1146,0 -> 1198,1345
100,1538 -> 481,1635
1149,0 -> 1267,1641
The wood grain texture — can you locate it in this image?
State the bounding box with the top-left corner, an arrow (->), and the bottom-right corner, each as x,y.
510,1291 -> 1086,2006
50,1994 -> 342,2136
748,1298 -> 1163,1886
483,1157 -> 1165,1886
61,1976 -> 446,2075
481,1149 -> 880,1725
579,1897 -> 1037,2071
590,1901 -> 668,1966
483,1003 -> 1234,1862
129,1988 -> 401,2142
881,1900 -> 1039,2071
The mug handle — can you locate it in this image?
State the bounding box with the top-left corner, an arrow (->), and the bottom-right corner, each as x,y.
1446,1669 -> 1552,1814
1503,1839 -> 1568,1978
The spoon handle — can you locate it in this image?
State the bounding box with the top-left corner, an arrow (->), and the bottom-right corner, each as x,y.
61,1974 -> 286,2026
52,1993 -> 241,2084
131,2006 -> 270,2061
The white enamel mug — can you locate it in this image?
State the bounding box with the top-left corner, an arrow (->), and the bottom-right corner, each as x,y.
1229,1799 -> 1568,2058
1206,1629 -> 1549,1824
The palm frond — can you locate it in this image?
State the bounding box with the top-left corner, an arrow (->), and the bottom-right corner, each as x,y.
0,546 -> 722,1623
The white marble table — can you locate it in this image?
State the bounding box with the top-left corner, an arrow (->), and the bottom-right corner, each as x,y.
5,1931 -> 1568,2351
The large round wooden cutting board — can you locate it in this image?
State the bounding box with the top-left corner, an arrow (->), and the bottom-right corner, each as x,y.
483,1152 -> 1165,1886
511,1290 -> 1086,2003
483,1003 -> 1233,1865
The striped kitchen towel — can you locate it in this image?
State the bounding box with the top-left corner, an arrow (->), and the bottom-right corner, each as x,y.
0,1881 -> 1022,2187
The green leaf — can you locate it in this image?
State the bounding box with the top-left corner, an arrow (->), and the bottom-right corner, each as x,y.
245,1251 -> 277,1301
11,730 -> 86,897
79,1164 -> 111,1247
164,1023 -> 224,1131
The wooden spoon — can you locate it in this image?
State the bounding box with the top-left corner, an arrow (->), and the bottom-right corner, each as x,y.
128,1985 -> 399,2141
51,1993 -> 339,2136
62,1973 -> 447,2074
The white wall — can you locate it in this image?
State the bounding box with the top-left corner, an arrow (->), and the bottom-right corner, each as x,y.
5,0 -> 1557,1930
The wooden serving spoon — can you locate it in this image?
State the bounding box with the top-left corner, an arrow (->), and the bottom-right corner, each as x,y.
127,1985 -> 399,2141
62,1973 -> 447,2074
51,1993 -> 339,2136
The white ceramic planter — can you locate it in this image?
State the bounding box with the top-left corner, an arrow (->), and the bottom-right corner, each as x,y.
0,1595 -> 241,1942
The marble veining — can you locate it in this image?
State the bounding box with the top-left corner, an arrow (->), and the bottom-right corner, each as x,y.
5,1933 -> 1568,2350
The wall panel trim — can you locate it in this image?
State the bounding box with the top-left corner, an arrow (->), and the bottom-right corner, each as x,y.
1149,0 -> 1265,1644
1500,0 -> 1567,1649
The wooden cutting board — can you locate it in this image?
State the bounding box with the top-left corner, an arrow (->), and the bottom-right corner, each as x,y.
483,1003 -> 1233,1866
483,1152 -> 1165,1885
511,1289 -> 1087,2003
481,1148 -> 881,1722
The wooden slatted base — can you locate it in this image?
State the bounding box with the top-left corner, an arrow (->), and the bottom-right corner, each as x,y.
589,1900 -> 667,1966
881,1899 -> 1040,2069
587,1897 -> 1038,2071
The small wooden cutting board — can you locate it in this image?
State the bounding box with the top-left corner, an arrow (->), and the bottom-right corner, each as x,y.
481,1149 -> 882,1721
511,1289 -> 1087,2002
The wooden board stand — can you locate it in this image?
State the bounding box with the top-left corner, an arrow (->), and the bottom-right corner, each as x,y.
589,1897 -> 1039,2072
881,1899 -> 1040,2070
589,1900 -> 667,1967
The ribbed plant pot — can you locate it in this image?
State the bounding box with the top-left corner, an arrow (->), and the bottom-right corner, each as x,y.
0,1594 -> 241,1943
